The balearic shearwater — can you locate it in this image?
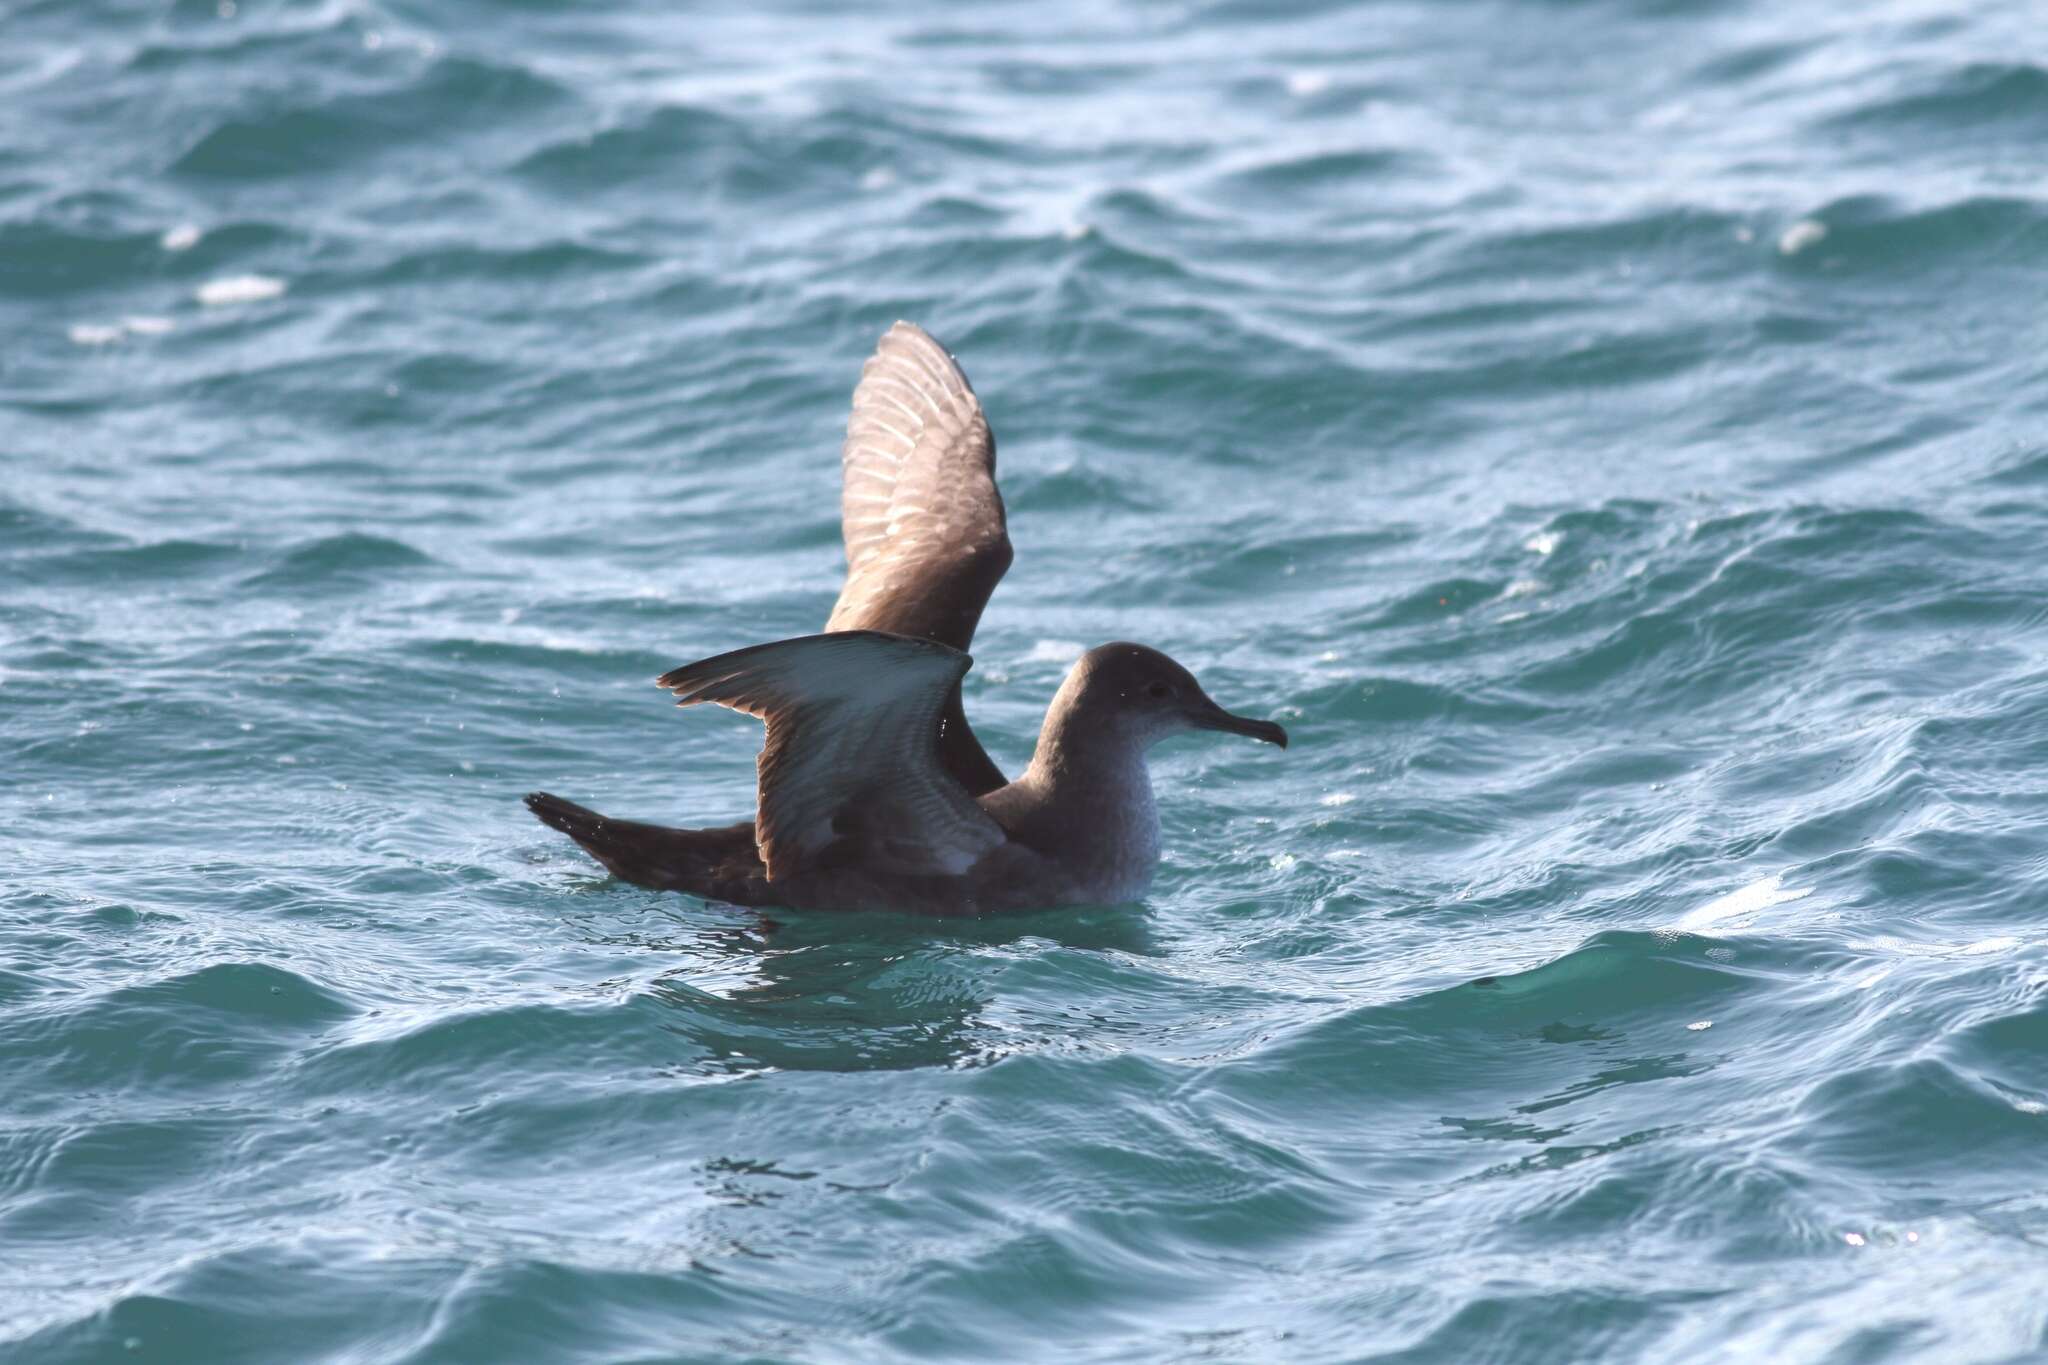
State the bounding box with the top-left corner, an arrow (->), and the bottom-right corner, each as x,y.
526,322 -> 1285,913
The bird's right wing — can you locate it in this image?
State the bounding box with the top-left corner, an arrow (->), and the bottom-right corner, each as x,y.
657,631 -> 1007,884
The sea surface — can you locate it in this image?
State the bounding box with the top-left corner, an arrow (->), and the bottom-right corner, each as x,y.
5,0 -> 2048,1360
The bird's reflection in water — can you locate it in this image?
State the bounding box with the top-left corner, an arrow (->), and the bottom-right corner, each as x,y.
573,898 -> 1157,1074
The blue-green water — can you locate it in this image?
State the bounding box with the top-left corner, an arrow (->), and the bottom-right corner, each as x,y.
6,0 -> 2048,1359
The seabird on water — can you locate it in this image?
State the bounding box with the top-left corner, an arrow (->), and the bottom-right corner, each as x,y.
526,322 -> 1286,914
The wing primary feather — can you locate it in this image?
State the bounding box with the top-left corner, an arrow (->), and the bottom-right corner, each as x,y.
827,322 -> 1008,652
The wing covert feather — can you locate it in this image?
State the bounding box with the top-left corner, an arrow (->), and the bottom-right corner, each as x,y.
657,632 -> 1007,883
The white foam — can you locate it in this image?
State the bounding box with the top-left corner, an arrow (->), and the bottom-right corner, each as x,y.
1673,872 -> 1812,935
1860,934 -> 2024,960
1284,70 -> 1331,97
70,315 -> 179,346
161,224 -> 202,252
1778,219 -> 1827,256
197,274 -> 286,306
1959,936 -> 2020,956
1319,792 -> 1355,807
1524,531 -> 1560,556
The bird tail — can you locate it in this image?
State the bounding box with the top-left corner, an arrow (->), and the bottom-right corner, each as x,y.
524,792 -> 770,904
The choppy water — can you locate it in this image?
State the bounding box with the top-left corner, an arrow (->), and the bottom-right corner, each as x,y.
6,0 -> 2048,1360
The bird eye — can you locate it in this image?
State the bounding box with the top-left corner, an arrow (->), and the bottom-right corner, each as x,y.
1146,682 -> 1173,700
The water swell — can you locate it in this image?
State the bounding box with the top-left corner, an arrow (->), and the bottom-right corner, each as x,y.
7,0 -> 2048,1358
171,56 -> 575,182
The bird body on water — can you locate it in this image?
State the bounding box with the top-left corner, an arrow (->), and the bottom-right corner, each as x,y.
527,323 -> 1285,912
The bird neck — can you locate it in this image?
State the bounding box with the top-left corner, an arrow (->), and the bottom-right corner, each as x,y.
1027,734 -> 1155,795
1025,684 -> 1154,789
1017,696 -> 1161,897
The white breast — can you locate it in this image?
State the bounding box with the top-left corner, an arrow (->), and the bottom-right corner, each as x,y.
1057,751 -> 1161,904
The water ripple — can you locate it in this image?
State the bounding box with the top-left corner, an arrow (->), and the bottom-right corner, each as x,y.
7,0 -> 2048,1359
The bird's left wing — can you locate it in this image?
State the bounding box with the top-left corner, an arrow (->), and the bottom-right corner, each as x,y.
657,631 -> 1007,883
827,322 -> 1010,652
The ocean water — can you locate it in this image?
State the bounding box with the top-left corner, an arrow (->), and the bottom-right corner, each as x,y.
5,0 -> 2048,1359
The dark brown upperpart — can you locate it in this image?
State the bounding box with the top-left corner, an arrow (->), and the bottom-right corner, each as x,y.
524,793 -> 770,903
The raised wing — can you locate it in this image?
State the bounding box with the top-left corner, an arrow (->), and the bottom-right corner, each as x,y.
657,631 -> 1007,883
826,321 -> 1013,796
827,322 -> 1012,652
